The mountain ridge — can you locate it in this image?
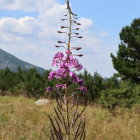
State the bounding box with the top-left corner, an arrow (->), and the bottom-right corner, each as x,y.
0,48 -> 45,74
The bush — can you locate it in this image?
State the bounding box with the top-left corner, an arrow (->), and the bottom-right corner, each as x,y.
99,81 -> 140,110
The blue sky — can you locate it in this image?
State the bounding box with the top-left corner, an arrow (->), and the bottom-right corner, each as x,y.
0,10 -> 37,18
59,0 -> 140,30
0,0 -> 140,77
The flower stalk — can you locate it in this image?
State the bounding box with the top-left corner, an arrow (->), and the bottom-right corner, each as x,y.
47,0 -> 87,140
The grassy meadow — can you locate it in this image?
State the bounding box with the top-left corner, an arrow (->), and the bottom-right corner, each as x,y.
0,96 -> 140,140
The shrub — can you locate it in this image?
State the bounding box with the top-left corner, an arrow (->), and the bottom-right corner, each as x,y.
99,81 -> 140,109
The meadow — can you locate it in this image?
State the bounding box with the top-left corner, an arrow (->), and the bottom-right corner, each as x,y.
0,96 -> 140,140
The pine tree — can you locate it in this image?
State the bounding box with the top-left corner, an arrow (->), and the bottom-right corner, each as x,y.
111,18 -> 140,82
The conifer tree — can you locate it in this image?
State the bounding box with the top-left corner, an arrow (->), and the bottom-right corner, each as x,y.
111,18 -> 140,82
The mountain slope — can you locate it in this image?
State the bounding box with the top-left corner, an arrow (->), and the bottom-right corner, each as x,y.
0,49 -> 45,73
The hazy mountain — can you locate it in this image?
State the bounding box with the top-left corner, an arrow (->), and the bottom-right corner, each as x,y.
0,49 -> 45,74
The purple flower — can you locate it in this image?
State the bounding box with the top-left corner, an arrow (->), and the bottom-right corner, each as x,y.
47,50 -> 87,92
79,86 -> 87,92
69,71 -> 75,77
76,64 -> 83,71
52,52 -> 64,66
55,68 -> 67,79
56,84 -> 67,89
65,50 -> 72,55
60,62 -> 70,70
48,71 -> 56,80
46,87 -> 53,92
52,60 -> 57,67
70,58 -> 79,67
70,72 -> 78,82
69,58 -> 83,71
54,52 -> 64,59
69,72 -> 84,85
77,78 -> 84,86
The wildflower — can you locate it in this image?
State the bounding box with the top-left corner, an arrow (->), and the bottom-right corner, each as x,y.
79,86 -> 87,92
76,64 -> 83,71
48,71 -> 56,80
46,87 -> 53,92
54,52 -> 64,60
56,84 -> 67,89
65,50 -> 72,55
52,52 -> 64,66
77,78 -> 84,86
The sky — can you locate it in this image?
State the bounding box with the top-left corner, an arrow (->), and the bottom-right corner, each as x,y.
0,0 -> 140,77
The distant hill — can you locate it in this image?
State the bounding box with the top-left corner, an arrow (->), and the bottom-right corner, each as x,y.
0,49 -> 45,74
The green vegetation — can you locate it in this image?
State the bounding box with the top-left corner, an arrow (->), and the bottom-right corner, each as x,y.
0,67 -> 140,109
0,96 -> 140,140
111,18 -> 140,82
99,80 -> 140,110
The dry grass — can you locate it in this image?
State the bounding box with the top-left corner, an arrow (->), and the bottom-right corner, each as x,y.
0,96 -> 140,140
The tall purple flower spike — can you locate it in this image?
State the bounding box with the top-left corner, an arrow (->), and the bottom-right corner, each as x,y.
48,0 -> 87,139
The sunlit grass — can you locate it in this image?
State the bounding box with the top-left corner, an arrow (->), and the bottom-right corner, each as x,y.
0,96 -> 140,140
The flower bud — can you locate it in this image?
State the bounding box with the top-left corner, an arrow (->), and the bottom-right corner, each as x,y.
74,33 -> 79,35
77,54 -> 83,57
78,36 -> 83,39
57,31 -> 63,33
77,23 -> 81,25
73,20 -> 77,24
61,19 -> 67,21
76,28 -> 80,30
55,45 -> 63,48
66,50 -> 72,55
73,13 -> 77,16
57,41 -> 64,43
61,26 -> 68,29
73,47 -> 82,50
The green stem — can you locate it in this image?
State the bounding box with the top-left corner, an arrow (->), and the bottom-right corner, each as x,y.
65,1 -> 72,140
67,0 -> 72,51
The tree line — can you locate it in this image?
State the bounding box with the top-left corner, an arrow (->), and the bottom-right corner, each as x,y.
0,67 -> 139,109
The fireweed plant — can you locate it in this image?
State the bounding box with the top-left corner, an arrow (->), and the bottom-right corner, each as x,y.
46,0 -> 87,139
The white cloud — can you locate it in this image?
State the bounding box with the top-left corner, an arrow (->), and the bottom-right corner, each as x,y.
78,18 -> 93,30
0,17 -> 37,34
0,0 -> 56,11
